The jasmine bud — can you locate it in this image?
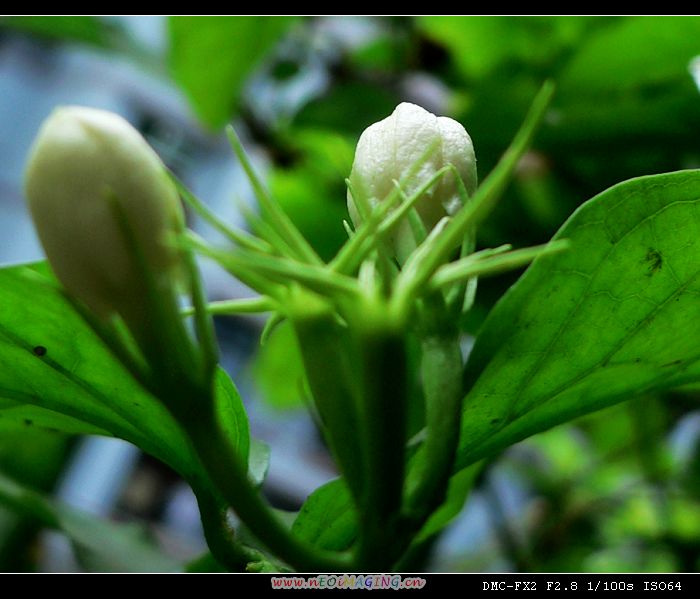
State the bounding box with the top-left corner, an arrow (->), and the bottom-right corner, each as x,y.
348,102 -> 477,261
24,106 -> 184,321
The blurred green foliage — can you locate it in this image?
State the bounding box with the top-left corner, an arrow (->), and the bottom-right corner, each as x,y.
0,16 -> 113,47
0,430 -> 70,571
462,397 -> 700,573
168,17 -> 297,128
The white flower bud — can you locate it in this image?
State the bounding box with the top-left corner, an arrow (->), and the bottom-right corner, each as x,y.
348,102 -> 477,261
25,106 -> 184,320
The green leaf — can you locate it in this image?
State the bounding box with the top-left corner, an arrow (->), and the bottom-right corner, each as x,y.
418,16 -> 607,80
168,16 -> 296,127
249,438 -> 271,487
559,17 -> 700,98
457,170 -> 700,470
415,464 -> 481,544
0,471 -> 180,573
214,368 -> 249,466
0,16 -> 111,46
251,321 -> 305,410
552,17 -> 700,147
0,399 -> 107,436
0,262 -> 199,481
291,479 -> 357,552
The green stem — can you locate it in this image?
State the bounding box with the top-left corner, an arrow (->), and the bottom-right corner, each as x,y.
185,248 -> 219,377
181,297 -> 274,317
289,291 -> 366,503
194,488 -> 264,572
354,302 -> 408,569
171,173 -> 272,254
226,126 -> 321,265
405,330 -> 464,520
181,399 -> 352,572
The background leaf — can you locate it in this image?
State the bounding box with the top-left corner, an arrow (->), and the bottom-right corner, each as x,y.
418,16 -> 606,81
0,16 -> 112,47
0,426 -> 71,570
456,170 -> 700,470
0,471 -> 180,572
168,16 -> 297,127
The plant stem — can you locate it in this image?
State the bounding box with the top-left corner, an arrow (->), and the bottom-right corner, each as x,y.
185,248 -> 219,378
226,126 -> 321,265
181,296 -> 274,317
354,302 -> 408,569
171,172 -> 273,254
289,291 -> 366,503
194,488 -> 263,572
405,330 -> 464,519
182,398 -> 352,572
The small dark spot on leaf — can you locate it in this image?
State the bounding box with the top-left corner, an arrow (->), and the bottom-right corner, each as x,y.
33,345 -> 47,357
490,418 -> 500,425
24,419 -> 33,426
634,357 -> 641,364
643,248 -> 663,276
662,359 -> 683,368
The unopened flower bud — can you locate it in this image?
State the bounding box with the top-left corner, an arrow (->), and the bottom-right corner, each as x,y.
25,106 -> 184,320
348,102 -> 477,261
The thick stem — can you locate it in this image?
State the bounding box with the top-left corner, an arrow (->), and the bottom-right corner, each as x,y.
354,303 -> 408,569
290,293 -> 366,503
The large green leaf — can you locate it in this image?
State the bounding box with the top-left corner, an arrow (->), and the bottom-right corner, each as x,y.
0,399 -> 106,436
168,16 -> 296,128
456,170 -> 700,470
291,479 -> 357,552
0,471 -> 180,572
0,262 -> 198,479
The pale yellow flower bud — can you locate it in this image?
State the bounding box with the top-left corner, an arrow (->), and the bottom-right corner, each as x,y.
348,102 -> 477,261
25,106 -> 184,320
